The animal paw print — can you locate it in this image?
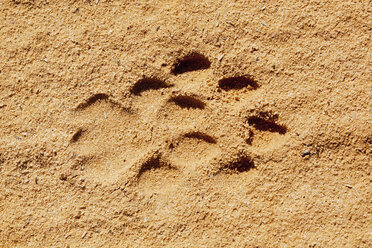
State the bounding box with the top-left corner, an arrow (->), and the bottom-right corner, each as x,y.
68,52 -> 288,186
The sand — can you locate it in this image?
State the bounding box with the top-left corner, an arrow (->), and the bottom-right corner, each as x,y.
0,0 -> 371,247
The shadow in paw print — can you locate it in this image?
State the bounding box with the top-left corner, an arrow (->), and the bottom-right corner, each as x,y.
169,95 -> 206,109
218,76 -> 259,91
138,155 -> 175,177
228,156 -> 255,173
183,132 -> 216,144
219,156 -> 255,174
171,52 -> 211,75
75,93 -> 131,113
75,93 -> 110,110
130,78 -> 172,96
168,131 -> 221,172
136,153 -> 180,194
245,112 -> 288,149
248,116 -> 287,134
70,128 -> 85,143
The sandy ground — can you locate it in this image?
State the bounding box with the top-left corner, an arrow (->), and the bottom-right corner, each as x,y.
0,0 -> 371,247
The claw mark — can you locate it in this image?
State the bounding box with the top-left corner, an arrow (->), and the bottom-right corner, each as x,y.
247,116 -> 287,134
218,76 -> 259,90
169,95 -> 205,109
130,78 -> 172,95
183,132 -> 217,144
171,52 -> 211,75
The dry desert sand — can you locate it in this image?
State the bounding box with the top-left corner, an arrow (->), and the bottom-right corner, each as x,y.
0,0 -> 371,247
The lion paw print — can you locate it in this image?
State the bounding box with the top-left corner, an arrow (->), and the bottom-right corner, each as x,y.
69,52 -> 288,186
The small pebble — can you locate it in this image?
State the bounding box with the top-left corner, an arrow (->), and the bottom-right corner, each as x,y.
302,150 -> 310,157
345,184 -> 352,189
59,173 -> 67,181
225,21 -> 235,26
75,210 -> 82,219
218,54 -> 224,61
